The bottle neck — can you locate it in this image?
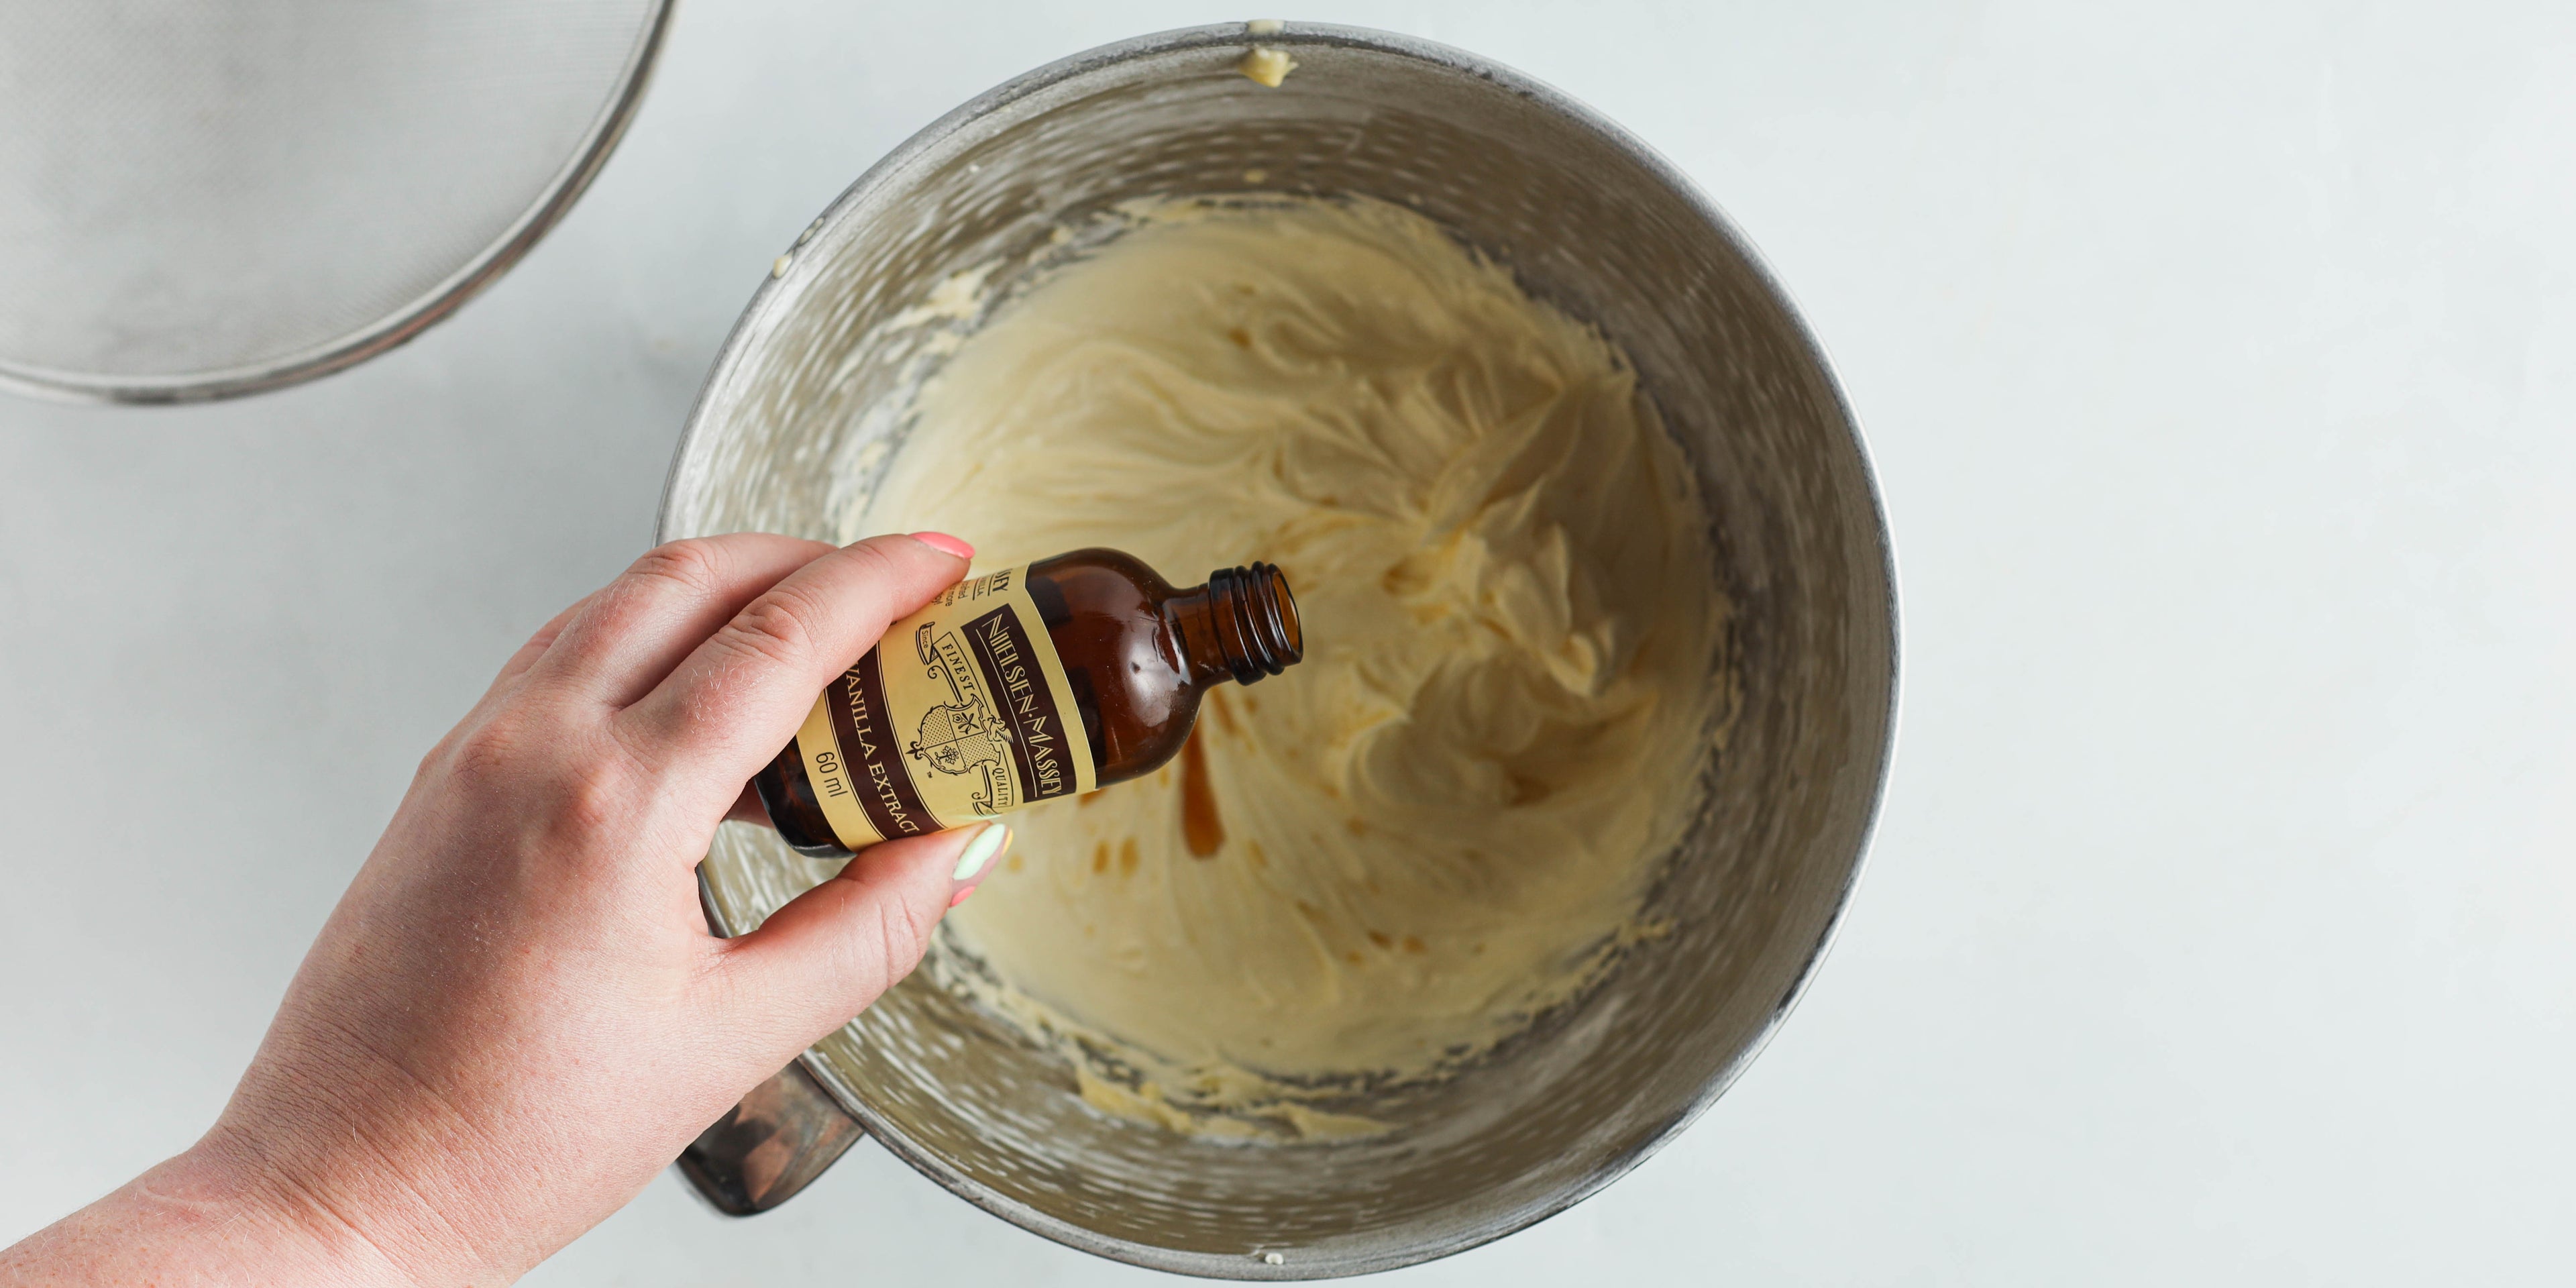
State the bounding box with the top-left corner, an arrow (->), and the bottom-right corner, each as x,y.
1167,563 -> 1304,688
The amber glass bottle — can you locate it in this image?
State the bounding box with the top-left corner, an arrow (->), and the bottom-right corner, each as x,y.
751,547 -> 1303,859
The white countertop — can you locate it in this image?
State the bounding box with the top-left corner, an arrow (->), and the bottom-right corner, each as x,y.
5,3 -> 2570,1283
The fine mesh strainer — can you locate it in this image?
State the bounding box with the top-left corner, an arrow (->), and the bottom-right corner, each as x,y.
0,0 -> 670,403
663,22 -> 1896,1281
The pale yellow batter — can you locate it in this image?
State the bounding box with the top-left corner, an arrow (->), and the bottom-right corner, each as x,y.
852,195 -> 1721,1140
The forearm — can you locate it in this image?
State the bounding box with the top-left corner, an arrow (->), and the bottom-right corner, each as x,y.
1,1142 -> 417,1288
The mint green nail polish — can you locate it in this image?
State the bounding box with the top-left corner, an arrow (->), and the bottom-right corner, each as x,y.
953,824 -> 1009,882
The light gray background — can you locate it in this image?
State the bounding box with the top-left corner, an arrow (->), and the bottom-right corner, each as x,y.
4,2 -> 2571,1283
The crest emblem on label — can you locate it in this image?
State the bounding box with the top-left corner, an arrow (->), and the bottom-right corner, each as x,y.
792,564 -> 1096,849
906,621 -> 1018,816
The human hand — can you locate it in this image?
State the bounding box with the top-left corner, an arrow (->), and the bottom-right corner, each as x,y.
1,532 -> 1009,1287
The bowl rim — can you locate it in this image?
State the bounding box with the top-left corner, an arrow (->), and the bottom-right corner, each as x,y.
658,19 -> 1901,1281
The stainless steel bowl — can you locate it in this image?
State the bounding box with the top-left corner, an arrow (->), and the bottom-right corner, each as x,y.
658,21 -> 1896,1279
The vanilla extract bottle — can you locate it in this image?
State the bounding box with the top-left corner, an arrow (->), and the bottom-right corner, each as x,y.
751,547 -> 1304,859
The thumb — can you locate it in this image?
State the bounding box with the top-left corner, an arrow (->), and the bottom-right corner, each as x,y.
717,821 -> 1011,1053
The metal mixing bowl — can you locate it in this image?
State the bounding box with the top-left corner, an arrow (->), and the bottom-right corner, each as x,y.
657,22 -> 1896,1280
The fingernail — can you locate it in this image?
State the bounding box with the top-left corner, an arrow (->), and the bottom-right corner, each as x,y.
952,822 -> 1009,882
949,886 -> 977,908
910,531 -> 974,559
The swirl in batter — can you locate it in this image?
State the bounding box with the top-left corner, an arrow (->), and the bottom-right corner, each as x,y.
851,195 -> 1722,1140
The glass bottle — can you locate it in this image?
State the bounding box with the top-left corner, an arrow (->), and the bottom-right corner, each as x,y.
751,547 -> 1302,859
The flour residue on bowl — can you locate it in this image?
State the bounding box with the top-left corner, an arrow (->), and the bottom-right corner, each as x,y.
850,195 -> 1723,1141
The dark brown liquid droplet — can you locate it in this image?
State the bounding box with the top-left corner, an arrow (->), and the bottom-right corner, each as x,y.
1179,731 -> 1226,859
1505,769 -> 1552,805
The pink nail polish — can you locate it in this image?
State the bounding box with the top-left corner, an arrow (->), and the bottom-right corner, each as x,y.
949,886 -> 977,908
910,531 -> 974,559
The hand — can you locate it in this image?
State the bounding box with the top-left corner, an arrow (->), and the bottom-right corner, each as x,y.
1,533 -> 1007,1287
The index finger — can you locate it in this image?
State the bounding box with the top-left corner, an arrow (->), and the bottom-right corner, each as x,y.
614,532 -> 973,782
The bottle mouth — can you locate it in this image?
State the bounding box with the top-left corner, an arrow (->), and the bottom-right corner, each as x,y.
1210,562 -> 1303,684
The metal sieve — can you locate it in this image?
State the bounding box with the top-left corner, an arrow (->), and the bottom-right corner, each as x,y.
0,0 -> 671,404
660,21 -> 1897,1280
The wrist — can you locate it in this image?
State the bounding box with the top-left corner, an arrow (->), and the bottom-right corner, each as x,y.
0,1140 -> 419,1288
174,1130 -> 426,1287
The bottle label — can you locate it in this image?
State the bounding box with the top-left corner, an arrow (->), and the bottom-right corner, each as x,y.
793,564 -> 1097,849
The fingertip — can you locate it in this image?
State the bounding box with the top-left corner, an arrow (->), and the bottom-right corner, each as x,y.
951,822 -> 1010,884
942,822 -> 1008,908
906,531 -> 974,561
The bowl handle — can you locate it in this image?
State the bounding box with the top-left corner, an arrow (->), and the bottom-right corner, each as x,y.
674,1061 -> 866,1215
